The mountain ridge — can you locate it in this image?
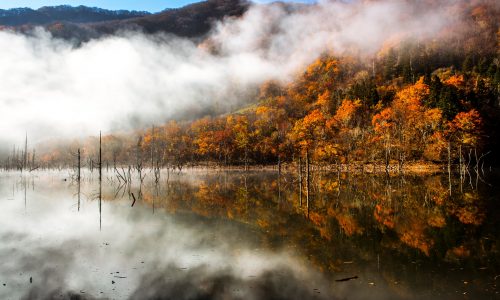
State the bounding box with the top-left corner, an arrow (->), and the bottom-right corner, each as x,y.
0,5 -> 151,26
1,0 -> 250,40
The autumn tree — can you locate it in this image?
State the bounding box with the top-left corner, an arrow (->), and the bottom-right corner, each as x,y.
446,109 -> 483,164
326,99 -> 363,166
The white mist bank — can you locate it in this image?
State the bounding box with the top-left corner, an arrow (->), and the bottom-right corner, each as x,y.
0,172 -> 332,299
0,0 -> 457,151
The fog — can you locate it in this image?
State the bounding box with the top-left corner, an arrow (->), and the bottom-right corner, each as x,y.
0,0 -> 457,152
0,171 -> 336,299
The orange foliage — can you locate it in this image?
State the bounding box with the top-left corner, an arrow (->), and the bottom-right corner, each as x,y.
448,109 -> 482,147
372,107 -> 394,133
327,99 -> 362,130
444,74 -> 465,89
289,109 -> 325,150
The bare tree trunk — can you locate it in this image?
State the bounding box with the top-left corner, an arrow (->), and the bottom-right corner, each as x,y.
77,148 -> 81,211
99,132 -> 102,230
278,156 -> 281,204
245,148 -> 248,171
385,139 -> 390,175
23,133 -> 28,171
474,148 -> 479,175
31,149 -> 36,170
459,144 -> 463,182
398,152 -> 404,174
136,136 -> 145,183
99,132 -> 102,182
151,125 -> 155,169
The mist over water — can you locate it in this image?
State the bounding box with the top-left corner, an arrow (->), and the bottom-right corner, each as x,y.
0,171 -> 334,299
0,169 -> 498,299
0,0 -> 457,150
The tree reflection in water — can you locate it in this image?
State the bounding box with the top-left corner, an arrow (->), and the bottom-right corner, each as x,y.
0,169 -> 498,299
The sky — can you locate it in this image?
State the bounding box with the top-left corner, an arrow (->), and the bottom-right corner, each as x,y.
0,0 -> 316,12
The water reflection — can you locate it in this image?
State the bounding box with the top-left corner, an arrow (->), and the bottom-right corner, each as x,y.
0,169 -> 498,299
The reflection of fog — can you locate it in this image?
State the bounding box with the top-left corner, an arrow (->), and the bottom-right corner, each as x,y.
0,170 -> 497,299
0,171 -> 334,299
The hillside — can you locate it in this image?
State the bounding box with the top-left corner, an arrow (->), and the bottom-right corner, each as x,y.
0,5 -> 149,26
91,0 -> 250,37
3,0 -> 250,40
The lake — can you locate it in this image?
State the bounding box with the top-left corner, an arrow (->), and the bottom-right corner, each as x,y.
0,168 -> 498,299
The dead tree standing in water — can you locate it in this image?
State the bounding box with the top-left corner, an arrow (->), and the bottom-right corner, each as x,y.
77,148 -> 81,211
23,133 -> 28,171
99,132 -> 102,230
136,136 -> 146,183
151,125 -> 161,184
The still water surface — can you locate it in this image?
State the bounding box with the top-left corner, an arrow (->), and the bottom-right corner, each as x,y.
0,169 -> 498,299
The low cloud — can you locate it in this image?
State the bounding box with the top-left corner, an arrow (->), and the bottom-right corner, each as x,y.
0,0 -> 457,151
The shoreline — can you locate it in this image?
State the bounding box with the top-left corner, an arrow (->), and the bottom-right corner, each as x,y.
182,162 -> 446,174
3,162 -> 486,175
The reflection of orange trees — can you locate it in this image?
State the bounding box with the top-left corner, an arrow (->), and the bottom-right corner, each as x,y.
125,172 -> 490,266
326,207 -> 363,237
336,213 -> 363,236
192,182 -> 234,218
195,183 -> 226,206
369,176 -> 450,255
450,204 -> 485,225
399,224 -> 434,256
163,178 -> 281,231
309,211 -> 326,227
319,178 -> 339,194
141,192 -> 154,205
395,199 -> 436,256
446,191 -> 485,226
256,219 -> 270,229
445,245 -> 471,261
427,209 -> 446,228
424,177 -> 449,206
374,204 -> 395,229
